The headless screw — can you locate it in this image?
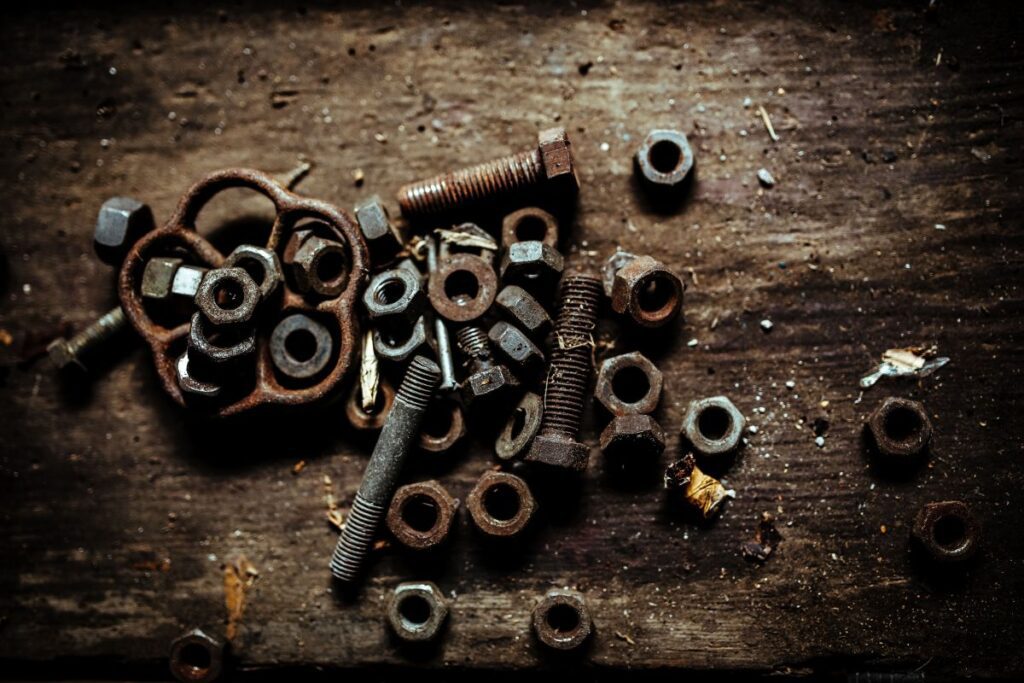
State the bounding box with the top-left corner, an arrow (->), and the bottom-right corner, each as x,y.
426,238 -> 458,392
330,356 -> 441,582
47,307 -> 127,370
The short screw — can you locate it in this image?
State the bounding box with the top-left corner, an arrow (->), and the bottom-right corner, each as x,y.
455,325 -> 496,372
47,306 -> 127,371
330,356 -> 441,582
426,237 -> 458,392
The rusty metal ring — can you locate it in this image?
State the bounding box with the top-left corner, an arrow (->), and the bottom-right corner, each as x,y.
418,397 -> 467,453
495,392 -> 542,460
427,253 -> 498,323
866,397 -> 933,459
502,207 -> 559,248
386,480 -> 459,550
531,589 -> 593,651
466,470 -> 536,538
595,352 -> 663,416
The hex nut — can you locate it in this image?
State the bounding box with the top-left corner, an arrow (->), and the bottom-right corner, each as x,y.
223,244 -> 284,302
386,581 -> 449,643
681,396 -> 745,457
538,127 -> 579,190
466,470 -> 537,538
428,253 -> 498,323
169,627 -> 225,683
495,392 -> 543,461
495,285 -> 551,339
635,129 -> 694,190
355,195 -> 403,264
283,229 -> 350,297
502,207 -> 559,248
418,397 -> 467,453
866,397 -> 933,459
489,321 -> 545,374
194,268 -> 261,328
269,313 -> 334,381
610,255 -> 684,328
595,352 -> 663,416
363,267 -> 426,326
461,364 -> 518,407
600,414 -> 666,460
373,316 -> 433,363
499,241 -> 564,289
175,350 -> 222,399
912,500 -> 980,563
94,196 -> 155,266
142,258 -> 209,301
187,312 -> 256,368
386,480 -> 459,550
531,589 -> 593,651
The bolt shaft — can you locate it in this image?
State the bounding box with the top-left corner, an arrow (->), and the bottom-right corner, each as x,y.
48,306 -> 127,369
455,325 -> 494,372
426,239 -> 458,392
330,356 -> 441,582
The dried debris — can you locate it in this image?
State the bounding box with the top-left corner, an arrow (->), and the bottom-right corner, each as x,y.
223,556 -> 259,641
324,475 -> 344,530
756,168 -> 776,188
614,630 -> 637,645
435,225 -> 498,252
742,513 -> 783,564
664,454 -> 735,519
860,345 -> 949,388
359,330 -> 380,412
757,105 -> 780,142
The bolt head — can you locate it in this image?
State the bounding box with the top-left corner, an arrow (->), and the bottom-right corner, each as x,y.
461,364 -> 517,407
355,195 -> 403,264
488,321 -> 544,373
538,127 -> 579,191
600,414 -> 666,459
94,196 -> 155,266
499,241 -> 564,288
524,432 -> 590,471
46,338 -> 78,370
142,257 -> 184,300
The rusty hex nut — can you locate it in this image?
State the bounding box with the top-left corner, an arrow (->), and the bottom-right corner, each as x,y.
363,267 -> 426,326
610,255 -> 684,328
428,253 -> 498,323
386,480 -> 459,550
466,470 -> 536,538
489,321 -> 545,374
866,397 -> 933,459
283,228 -> 349,297
223,244 -> 284,302
495,285 -> 551,340
94,196 -> 155,266
373,315 -> 432,363
499,241 -> 564,289
194,267 -> 261,328
187,312 -> 256,368
912,500 -> 980,563
418,397 -> 467,453
169,627 -> 225,683
681,396 -> 745,457
386,581 -> 449,643
531,589 -> 592,651
595,352 -> 663,416
175,350 -> 222,400
462,364 -> 518,407
600,414 -> 666,460
502,206 -> 559,248
355,195 -> 403,264
495,392 -> 543,461
635,129 -> 694,190
345,377 -> 396,431
269,313 -> 334,381
538,127 -> 579,191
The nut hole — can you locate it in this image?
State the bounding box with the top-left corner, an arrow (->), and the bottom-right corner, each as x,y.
422,403 -> 454,438
285,328 -> 318,362
214,279 -> 244,310
515,216 -> 549,242
648,139 -> 682,173
637,273 -> 676,314
546,603 -> 581,634
483,483 -> 520,522
443,269 -> 480,304
178,642 -> 211,674
698,405 -> 732,441
401,494 -> 440,533
933,513 -> 967,550
374,278 -> 407,306
611,365 -> 651,404
316,250 -> 346,285
884,405 -> 923,442
398,594 -> 432,627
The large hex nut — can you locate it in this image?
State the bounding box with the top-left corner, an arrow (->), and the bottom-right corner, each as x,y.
169,627 -> 226,683
461,364 -> 517,407
418,397 -> 467,454
345,377 -> 395,432
499,241 -> 564,289
610,255 -> 684,328
175,350 -> 222,399
502,207 -> 559,248
681,396 -> 745,457
489,321 -> 544,374
428,253 -> 498,323
532,589 -> 593,651
363,267 -> 426,326
373,316 -> 433,363
355,195 -> 403,264
866,397 -> 933,459
595,352 -> 663,416
194,267 -> 261,328
600,414 -> 666,460
387,581 -> 449,643
386,480 -> 459,550
635,129 -> 694,190
223,244 -> 284,302
495,392 -> 543,461
269,313 -> 334,381
466,470 -> 537,538
94,196 -> 155,266
495,285 -> 551,340
187,312 -> 256,368
282,228 -> 349,297
538,127 -> 580,191
912,500 -> 980,563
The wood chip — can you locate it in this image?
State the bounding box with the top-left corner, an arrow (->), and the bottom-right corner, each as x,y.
615,630 -> 637,645
359,330 -> 379,412
223,556 -> 259,641
758,105 -> 780,142
292,460 -> 306,475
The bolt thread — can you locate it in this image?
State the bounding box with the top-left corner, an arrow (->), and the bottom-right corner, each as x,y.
397,149 -> 543,217
69,306 -> 127,355
329,493 -> 386,582
455,326 -> 490,362
395,356 -> 442,410
540,275 -> 602,437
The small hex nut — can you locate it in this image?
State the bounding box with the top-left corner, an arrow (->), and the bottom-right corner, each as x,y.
499,241 -> 564,288
363,267 -> 426,326
175,350 -> 222,399
194,268 -> 261,328
538,127 -> 579,190
466,470 -> 537,538
600,414 -> 666,460
502,207 -> 559,248
283,229 -> 349,297
94,196 -> 155,266
169,627 -> 225,683
142,257 -> 184,300
532,589 -> 592,651
610,255 -> 684,328
461,364 -> 517,407
418,398 -> 467,454
495,392 -> 543,461
681,396 -> 745,457
912,500 -> 980,563
635,129 -> 695,190
489,321 -> 545,374
595,352 -> 663,416
223,244 -> 284,301
373,316 -> 433,363
386,480 -> 459,550
387,581 -> 449,643
495,285 -> 551,339
866,397 -> 933,459
355,195 -> 403,264
188,312 -> 256,367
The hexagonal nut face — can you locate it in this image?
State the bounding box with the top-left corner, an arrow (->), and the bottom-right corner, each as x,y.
499,241 -> 564,287
495,285 -> 551,339
169,627 -> 225,683
461,364 -> 517,407
355,195 -> 403,263
495,392 -> 543,461
866,397 -> 933,459
194,267 -> 261,328
418,398 -> 467,454
635,129 -> 694,189
466,471 -> 537,538
188,312 -> 256,367
284,230 -> 350,297
502,207 -> 559,248
912,500 -> 981,563
142,257 -> 184,300
223,244 -> 284,301
373,316 -> 432,363
681,396 -> 745,457
595,352 -> 663,415
600,414 -> 666,459
524,432 -> 591,471
386,480 -> 460,550
532,589 -> 593,651
363,267 -> 426,326
610,255 -> 684,328
176,350 -> 222,399
538,127 -> 579,190
387,581 -> 449,643
94,196 -> 155,266
488,321 -> 545,373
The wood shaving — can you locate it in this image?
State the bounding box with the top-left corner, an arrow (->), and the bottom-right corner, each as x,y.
323,475 -> 343,530
292,460 -> 306,475
359,330 -> 379,412
615,630 -> 636,645
758,105 -> 780,142
435,227 -> 498,252
223,556 -> 259,641
860,344 -> 949,388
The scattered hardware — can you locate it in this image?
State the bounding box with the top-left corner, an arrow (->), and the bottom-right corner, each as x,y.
386,480 -> 459,550
169,627 -> 226,683
532,589 -> 593,651
681,396 -> 746,457
386,581 -> 450,642
466,470 -> 537,539
912,500 -> 980,563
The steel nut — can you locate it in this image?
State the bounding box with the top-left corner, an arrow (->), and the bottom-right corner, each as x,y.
610,255 -> 684,328
283,228 -> 349,297
386,581 -> 449,643
94,196 -> 155,266
532,589 -> 592,651
223,244 -> 284,302
428,253 -> 498,323
373,316 -> 432,363
538,127 -> 580,191
866,397 -> 933,459
194,268 -> 261,328
418,397 -> 467,454
600,414 -> 665,460
681,396 -> 745,457
488,321 -> 544,374
912,500 -> 980,563
175,350 -> 222,399
595,352 -> 663,416
269,313 -> 334,381
363,267 -> 426,326
495,392 -> 543,461
355,195 -> 403,264
466,470 -> 536,538
345,378 -> 395,432
495,285 -> 551,339
461,364 -> 517,407
635,129 -> 694,190
502,206 -> 559,248
386,480 -> 459,550
499,241 -> 564,289
187,312 -> 256,368
142,257 -> 185,300
169,627 -> 225,683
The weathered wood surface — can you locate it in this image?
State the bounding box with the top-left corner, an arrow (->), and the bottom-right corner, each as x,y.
1,1 -> 1023,678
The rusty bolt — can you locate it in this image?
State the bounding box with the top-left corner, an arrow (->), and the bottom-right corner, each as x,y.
141,257 -> 208,301
47,306 -> 127,371
418,397 -> 467,454
488,321 -> 545,374
386,581 -> 450,643
386,480 -> 459,550
495,392 -> 543,461
456,326 -> 517,407
866,397 -> 933,459
912,500 -> 980,563
595,352 -> 663,416
345,377 -> 396,431
355,195 -> 403,264
531,589 -> 593,651
397,127 -> 578,219
222,244 -> 284,302
363,267 -> 426,326
283,228 -> 349,297
428,253 -> 498,323
502,206 -> 559,248
194,268 -> 261,328
681,396 -> 745,458
169,627 -> 225,683
466,470 -> 537,538
635,129 -> 695,191
608,254 -> 684,329
495,285 -> 552,340
94,196 -> 155,266
600,414 -> 666,460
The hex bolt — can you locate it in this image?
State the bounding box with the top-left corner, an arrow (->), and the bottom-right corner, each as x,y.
525,273 -> 603,471
47,306 -> 127,371
397,127 -> 577,219
330,356 -> 442,582
426,237 -> 458,392
455,325 -> 517,406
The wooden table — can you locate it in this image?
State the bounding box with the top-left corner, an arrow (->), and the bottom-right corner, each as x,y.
2,2 -> 1022,678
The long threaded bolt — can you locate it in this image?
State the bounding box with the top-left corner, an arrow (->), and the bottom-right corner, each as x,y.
330,356 -> 441,582
47,306 -> 128,370
525,273 -> 603,471
397,127 -> 578,220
